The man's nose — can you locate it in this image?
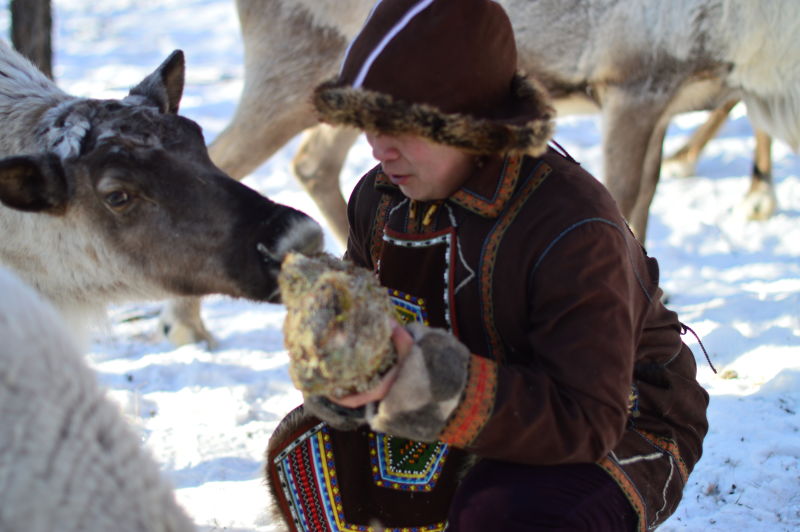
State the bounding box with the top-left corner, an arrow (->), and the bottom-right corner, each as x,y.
366,132 -> 399,162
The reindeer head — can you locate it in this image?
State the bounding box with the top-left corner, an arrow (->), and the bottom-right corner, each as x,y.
0,51 -> 323,307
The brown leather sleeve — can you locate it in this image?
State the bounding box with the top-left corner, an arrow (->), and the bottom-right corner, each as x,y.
444,220 -> 643,464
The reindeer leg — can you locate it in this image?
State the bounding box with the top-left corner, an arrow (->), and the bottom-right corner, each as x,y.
629,116 -> 672,244
292,125 -> 360,246
741,128 -> 776,220
662,99 -> 738,178
209,105 -> 316,180
158,296 -> 217,349
210,0 -> 345,179
601,87 -> 671,241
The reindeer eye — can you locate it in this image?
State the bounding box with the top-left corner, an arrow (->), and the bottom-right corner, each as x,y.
105,190 -> 131,208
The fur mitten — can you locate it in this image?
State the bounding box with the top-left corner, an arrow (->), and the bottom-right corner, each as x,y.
303,394 -> 366,431
366,322 -> 470,442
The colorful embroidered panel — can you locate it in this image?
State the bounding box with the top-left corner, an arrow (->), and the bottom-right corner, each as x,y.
272,421 -> 340,531
380,288 -> 447,494
369,433 -> 449,492
389,289 -> 429,326
272,412 -> 448,531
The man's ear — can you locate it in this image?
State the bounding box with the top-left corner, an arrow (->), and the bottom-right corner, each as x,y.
0,154 -> 69,214
126,50 -> 185,114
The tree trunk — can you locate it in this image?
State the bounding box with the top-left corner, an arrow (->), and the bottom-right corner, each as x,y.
10,0 -> 53,79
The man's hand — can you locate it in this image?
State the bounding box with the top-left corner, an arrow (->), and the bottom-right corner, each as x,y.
306,322 -> 471,441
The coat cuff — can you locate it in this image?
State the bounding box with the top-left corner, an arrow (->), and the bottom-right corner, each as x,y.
438,354 -> 498,448
365,323 -> 469,442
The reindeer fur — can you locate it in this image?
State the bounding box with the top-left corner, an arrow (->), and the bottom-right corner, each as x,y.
0,266 -> 196,532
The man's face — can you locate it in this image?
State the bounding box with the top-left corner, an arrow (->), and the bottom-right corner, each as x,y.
365,132 -> 473,201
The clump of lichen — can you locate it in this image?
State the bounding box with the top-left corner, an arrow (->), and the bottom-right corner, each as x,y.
279,252 -> 396,398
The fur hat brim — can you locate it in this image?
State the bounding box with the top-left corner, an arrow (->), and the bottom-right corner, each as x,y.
313,73 -> 555,157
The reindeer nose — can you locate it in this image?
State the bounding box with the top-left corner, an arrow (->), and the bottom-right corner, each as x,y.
258,216 -> 325,266
290,218 -> 325,256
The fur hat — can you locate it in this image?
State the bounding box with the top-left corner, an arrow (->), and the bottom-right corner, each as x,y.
313,0 -> 555,157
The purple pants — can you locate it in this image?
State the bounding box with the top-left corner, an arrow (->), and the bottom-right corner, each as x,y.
446,460 -> 638,532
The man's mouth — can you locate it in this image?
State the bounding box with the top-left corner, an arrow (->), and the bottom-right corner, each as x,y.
387,173 -> 410,185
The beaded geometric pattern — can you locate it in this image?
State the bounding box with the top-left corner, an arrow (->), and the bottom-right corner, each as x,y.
389,288 -> 429,326
273,422 -> 344,531
369,432 -> 449,492
438,355 -> 497,448
378,287 -> 447,494
273,422 -> 447,532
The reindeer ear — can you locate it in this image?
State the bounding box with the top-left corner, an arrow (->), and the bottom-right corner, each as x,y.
126,50 -> 185,114
0,154 -> 68,214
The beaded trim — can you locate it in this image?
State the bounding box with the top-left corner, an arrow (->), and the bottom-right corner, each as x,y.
272,422 -> 447,532
369,433 -> 449,492
450,155 -> 523,218
628,382 -> 640,417
634,430 -> 689,483
389,289 -> 430,326
597,430 -> 690,532
597,456 -> 647,532
438,355 -> 498,448
370,192 -> 394,269
477,161 -> 551,361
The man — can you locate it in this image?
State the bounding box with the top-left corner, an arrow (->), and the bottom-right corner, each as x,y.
268,1 -> 710,530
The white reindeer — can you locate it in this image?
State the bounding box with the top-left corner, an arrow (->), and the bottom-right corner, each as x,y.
0,38 -> 324,346
162,0 -> 800,344
0,265 -> 196,532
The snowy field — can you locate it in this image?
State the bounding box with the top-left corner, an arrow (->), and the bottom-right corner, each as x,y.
4,0 -> 799,530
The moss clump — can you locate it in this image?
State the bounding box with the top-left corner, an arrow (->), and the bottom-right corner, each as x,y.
279,252 -> 396,397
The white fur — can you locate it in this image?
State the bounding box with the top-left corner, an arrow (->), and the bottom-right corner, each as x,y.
504,0 -> 800,148
0,266 -> 196,532
0,202 -> 163,347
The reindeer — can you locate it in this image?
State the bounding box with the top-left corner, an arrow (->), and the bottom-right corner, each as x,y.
161,0 -> 800,345
663,99 -> 776,220
0,39 -> 324,346
0,265 -> 197,532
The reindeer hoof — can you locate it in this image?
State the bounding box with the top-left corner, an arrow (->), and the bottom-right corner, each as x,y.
158,298 -> 218,349
661,155 -> 696,179
740,181 -> 778,221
